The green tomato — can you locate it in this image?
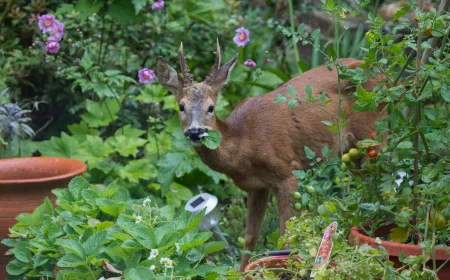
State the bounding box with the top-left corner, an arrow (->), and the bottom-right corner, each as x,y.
307,203 -> 315,212
341,153 -> 352,164
348,148 -> 360,159
340,162 -> 348,172
294,202 -> 302,211
238,237 -> 245,244
306,185 -> 316,194
292,191 -> 302,200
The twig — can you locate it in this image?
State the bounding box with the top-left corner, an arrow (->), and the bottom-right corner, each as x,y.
32,117 -> 53,139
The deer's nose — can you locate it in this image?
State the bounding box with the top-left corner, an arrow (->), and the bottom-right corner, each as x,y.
185,128 -> 208,141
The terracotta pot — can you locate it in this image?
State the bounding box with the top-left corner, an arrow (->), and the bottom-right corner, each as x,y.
349,222 -> 450,280
0,157 -> 87,279
244,255 -> 299,280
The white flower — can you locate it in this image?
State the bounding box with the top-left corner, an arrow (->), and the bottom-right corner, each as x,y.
150,265 -> 156,271
148,249 -> 159,260
160,257 -> 174,268
135,215 -> 143,224
375,237 -> 382,245
143,197 -> 151,206
175,243 -> 181,251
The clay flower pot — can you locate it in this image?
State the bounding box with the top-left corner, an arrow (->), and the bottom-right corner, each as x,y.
349,222 -> 450,279
0,157 -> 87,279
244,255 -> 297,280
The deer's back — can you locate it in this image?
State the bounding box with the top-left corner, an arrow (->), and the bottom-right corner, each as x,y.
221,59 -> 383,188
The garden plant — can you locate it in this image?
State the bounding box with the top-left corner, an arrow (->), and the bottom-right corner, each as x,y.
0,0 -> 449,279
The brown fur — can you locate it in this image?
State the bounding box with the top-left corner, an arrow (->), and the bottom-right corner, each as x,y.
156,43 -> 385,271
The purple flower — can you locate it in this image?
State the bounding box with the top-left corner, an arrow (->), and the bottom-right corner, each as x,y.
49,20 -> 64,41
38,14 -> 56,33
45,41 -> 60,53
244,59 -> 256,68
138,68 -> 156,84
152,0 -> 165,10
233,27 -> 250,47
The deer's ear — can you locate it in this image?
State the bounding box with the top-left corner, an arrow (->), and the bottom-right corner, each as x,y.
156,56 -> 183,95
208,55 -> 237,93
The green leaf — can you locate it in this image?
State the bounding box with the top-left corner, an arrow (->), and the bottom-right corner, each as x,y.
13,242 -> 32,263
304,146 -> 316,160
58,240 -> 86,258
201,241 -> 226,255
80,51 -> 93,70
75,135 -> 113,165
166,182 -> 194,208
6,259 -> 29,275
68,121 -> 100,142
322,146 -> 332,158
68,176 -> 89,200
107,0 -> 136,26
127,267 -> 156,280
287,84 -> 296,97
80,99 -> 120,128
118,159 -> 157,183
273,94 -> 288,103
157,152 -> 194,192
353,84 -> 378,112
38,132 -> 79,158
441,84 -> 450,102
84,231 -> 108,256
304,84 -> 312,95
393,4 -> 411,22
287,98 -> 299,109
132,0 -> 147,14
200,130 -> 222,149
390,227 -> 410,243
76,0 -> 103,21
96,198 -> 127,217
292,170 -> 306,180
57,253 -> 86,268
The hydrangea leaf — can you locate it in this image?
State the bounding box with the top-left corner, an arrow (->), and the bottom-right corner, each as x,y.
37,132 -> 79,158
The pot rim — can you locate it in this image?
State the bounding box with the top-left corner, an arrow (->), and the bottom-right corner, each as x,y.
0,157 -> 87,185
349,221 -> 450,259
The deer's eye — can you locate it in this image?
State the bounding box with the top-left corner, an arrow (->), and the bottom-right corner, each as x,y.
179,104 -> 185,112
208,105 -> 214,113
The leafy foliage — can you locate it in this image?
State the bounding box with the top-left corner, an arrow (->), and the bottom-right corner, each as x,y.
2,177 -> 228,279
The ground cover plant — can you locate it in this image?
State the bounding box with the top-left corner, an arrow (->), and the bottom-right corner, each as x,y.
1,0 -> 450,278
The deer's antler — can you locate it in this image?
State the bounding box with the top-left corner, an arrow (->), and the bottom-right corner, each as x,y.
205,39 -> 221,85
180,42 -> 193,86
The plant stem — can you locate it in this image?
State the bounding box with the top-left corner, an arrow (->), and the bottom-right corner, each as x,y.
411,0 -> 424,237
288,0 -> 302,74
393,51 -> 416,86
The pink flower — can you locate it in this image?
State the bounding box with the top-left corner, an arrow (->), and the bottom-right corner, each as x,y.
45,41 -> 60,53
38,14 -> 56,33
244,59 -> 256,68
233,27 -> 250,47
152,0 -> 165,10
49,20 -> 64,41
138,68 -> 156,84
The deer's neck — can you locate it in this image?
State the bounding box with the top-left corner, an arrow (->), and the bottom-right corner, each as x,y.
193,118 -> 238,174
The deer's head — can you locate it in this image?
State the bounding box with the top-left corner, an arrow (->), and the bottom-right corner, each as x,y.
155,40 -> 237,146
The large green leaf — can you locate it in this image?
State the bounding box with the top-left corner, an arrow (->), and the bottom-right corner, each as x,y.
56,253 -> 86,267
76,0 -> 103,21
84,231 -> 108,256
107,0 -> 136,26
118,159 -> 157,183
80,99 -> 120,128
38,132 -> 79,158
157,152 -> 194,192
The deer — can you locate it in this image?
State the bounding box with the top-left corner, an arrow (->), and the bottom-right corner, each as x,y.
155,40 -> 385,271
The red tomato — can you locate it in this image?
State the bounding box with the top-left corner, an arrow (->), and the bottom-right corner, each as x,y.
368,149 -> 378,158
369,132 -> 377,140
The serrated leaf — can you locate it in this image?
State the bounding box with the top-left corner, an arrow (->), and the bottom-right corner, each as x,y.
288,98 -> 299,109
201,241 -> 226,255
13,242 -> 31,263
68,176 -> 89,200
393,4 -> 410,22
80,51 -> 93,70
200,130 -> 222,149
127,266 -> 156,280
304,146 -> 316,160
83,231 -> 108,256
80,99 -> 120,128
107,0 -> 136,26
76,0 -> 103,20
6,259 -> 29,275
273,94 -> 288,103
304,84 -> 312,95
57,253 -> 86,268
58,240 -> 86,258
287,84 -> 296,97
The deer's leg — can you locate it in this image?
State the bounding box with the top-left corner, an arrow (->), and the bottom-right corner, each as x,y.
240,188 -> 270,272
274,176 -> 297,237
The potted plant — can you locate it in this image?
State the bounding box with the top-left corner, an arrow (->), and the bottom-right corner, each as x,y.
2,177 -> 229,279
0,157 -> 87,278
337,1 -> 450,278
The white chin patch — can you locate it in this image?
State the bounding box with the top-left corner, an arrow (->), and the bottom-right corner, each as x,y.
191,140 -> 202,146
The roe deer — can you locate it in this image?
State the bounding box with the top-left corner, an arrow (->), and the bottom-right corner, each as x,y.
155,40 -> 385,271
